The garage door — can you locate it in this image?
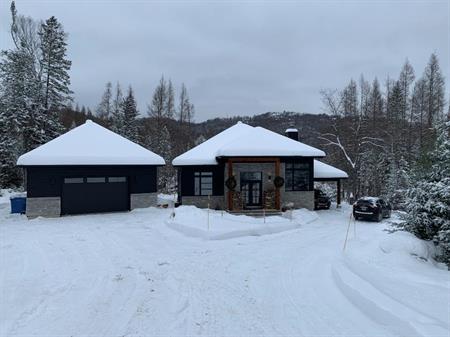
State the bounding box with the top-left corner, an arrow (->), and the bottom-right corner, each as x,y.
61,176 -> 129,215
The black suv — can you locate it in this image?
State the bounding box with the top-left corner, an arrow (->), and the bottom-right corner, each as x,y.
353,197 -> 391,221
314,189 -> 331,210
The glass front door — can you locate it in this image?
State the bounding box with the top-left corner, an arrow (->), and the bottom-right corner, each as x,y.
240,172 -> 263,208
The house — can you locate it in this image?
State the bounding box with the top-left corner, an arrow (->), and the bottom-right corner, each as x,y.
172,122 -> 348,211
17,120 -> 165,218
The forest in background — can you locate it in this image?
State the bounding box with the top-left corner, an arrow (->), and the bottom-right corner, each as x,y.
1,2 -> 449,263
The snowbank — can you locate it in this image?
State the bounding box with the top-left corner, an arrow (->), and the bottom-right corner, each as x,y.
166,206 -> 318,240
157,193 -> 177,207
0,189 -> 25,204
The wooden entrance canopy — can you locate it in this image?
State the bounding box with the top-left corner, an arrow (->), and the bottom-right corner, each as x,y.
226,157 -> 280,211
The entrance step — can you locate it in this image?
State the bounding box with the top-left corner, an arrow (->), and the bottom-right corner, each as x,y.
228,209 -> 283,217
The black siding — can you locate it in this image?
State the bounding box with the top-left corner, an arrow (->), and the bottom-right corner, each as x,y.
26,165 -> 158,197
178,165 -> 224,196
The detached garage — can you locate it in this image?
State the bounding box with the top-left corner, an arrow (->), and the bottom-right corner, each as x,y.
17,120 -> 165,218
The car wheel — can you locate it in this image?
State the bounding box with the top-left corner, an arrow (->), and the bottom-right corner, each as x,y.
376,212 -> 383,222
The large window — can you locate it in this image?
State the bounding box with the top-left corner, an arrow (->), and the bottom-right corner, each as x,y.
285,162 -> 310,191
194,172 -> 213,196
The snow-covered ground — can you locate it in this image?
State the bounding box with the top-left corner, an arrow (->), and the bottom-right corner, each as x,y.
0,189 -> 25,205
1,203 -> 449,337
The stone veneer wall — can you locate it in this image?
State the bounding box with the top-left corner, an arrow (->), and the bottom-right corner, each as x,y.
26,197 -> 61,218
281,191 -> 314,210
181,195 -> 226,210
130,192 -> 158,209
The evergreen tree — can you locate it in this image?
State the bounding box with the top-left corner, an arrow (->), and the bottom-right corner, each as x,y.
0,97 -> 21,187
39,16 -> 72,110
385,156 -> 410,209
402,121 -> 450,265
121,86 -> 139,142
0,3 -> 72,186
96,82 -> 112,119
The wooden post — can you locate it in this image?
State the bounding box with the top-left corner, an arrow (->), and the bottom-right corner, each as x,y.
207,194 -> 210,230
337,179 -> 341,207
275,158 -> 280,210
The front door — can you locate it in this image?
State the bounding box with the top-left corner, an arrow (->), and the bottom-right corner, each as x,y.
240,172 -> 262,208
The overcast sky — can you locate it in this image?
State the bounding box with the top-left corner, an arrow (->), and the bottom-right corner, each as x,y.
1,0 -> 448,121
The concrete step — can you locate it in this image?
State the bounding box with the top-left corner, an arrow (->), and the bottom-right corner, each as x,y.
228,209 -> 283,217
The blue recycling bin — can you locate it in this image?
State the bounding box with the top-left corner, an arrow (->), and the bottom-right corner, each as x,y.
10,197 -> 26,214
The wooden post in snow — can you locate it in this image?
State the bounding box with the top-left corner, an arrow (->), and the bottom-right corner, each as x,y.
343,212 -> 353,251
207,194 -> 210,230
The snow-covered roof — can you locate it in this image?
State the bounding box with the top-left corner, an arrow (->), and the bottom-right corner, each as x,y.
172,122 -> 325,166
314,160 -> 348,179
17,120 -> 165,166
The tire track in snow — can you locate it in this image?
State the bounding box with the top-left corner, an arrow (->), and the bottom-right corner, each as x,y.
274,219 -> 396,337
332,260 -> 449,337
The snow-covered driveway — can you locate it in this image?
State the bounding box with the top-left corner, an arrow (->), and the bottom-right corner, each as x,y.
1,203 -> 449,337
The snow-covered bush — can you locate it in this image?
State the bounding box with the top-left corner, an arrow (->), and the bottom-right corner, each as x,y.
384,156 -> 410,210
401,121 -> 450,266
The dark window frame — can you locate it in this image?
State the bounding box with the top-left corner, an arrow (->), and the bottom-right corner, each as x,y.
285,162 -> 310,191
194,171 -> 213,196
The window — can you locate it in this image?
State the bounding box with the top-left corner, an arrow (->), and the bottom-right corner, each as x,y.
86,177 -> 106,183
285,162 -> 310,191
241,172 -> 262,181
108,177 -> 127,183
194,172 -> 213,196
64,177 -> 84,184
